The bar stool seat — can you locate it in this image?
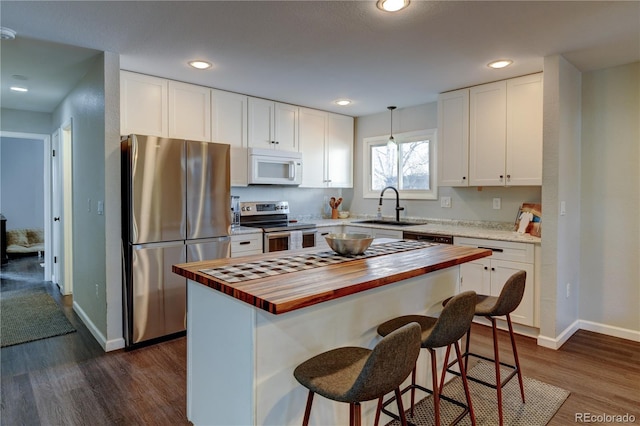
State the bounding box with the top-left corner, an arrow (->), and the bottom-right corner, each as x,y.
442,270 -> 527,426
376,291 -> 478,426
294,322 -> 422,426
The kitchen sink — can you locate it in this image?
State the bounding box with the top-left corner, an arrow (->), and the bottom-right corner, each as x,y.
352,219 -> 428,227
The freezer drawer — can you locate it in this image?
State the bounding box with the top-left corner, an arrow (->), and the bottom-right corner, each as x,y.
187,237 -> 231,262
129,242 -> 186,345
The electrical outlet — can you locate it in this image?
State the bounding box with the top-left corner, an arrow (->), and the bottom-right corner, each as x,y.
441,196 -> 451,208
95,283 -> 99,298
87,198 -> 91,212
97,200 -> 104,215
492,198 -> 501,210
560,201 -> 566,216
566,282 -> 571,298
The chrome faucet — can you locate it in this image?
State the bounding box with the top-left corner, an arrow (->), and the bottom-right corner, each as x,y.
379,186 -> 404,222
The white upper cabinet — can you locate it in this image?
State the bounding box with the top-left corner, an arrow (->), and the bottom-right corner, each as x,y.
168,81 -> 211,142
212,89 -> 249,186
469,80 -> 508,186
299,107 -> 328,187
506,74 -> 543,186
298,110 -> 353,188
248,98 -> 298,151
120,71 -> 168,137
326,113 -> 354,188
438,88 -> 470,187
468,73 -> 543,186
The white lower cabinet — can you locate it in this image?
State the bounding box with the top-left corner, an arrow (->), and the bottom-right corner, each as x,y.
231,233 -> 263,257
455,237 -> 535,327
344,226 -> 403,240
315,226 -> 343,250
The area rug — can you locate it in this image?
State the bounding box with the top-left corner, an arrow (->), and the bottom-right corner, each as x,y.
1,287 -> 76,347
386,360 -> 570,425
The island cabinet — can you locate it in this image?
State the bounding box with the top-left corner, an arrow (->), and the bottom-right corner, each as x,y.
173,242 -> 491,426
248,97 -> 298,151
454,237 -> 536,327
469,73 -> 543,186
299,109 -> 354,188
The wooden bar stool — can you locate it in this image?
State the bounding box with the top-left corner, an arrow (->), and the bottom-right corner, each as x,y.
376,291 -> 477,426
441,270 -> 526,426
293,322 -> 422,426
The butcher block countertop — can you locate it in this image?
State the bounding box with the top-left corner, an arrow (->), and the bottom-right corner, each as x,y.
173,241 -> 491,315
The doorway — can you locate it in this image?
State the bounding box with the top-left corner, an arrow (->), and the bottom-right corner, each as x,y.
0,127 -> 73,295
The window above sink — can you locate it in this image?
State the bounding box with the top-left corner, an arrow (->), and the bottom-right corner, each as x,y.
363,128 -> 438,201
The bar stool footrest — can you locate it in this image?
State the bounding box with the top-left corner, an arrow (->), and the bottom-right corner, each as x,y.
381,383 -> 471,426
444,351 -> 519,390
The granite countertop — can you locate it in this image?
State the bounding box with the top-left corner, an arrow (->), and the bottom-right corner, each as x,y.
309,216 -> 542,244
230,226 -> 263,236
231,216 -> 541,244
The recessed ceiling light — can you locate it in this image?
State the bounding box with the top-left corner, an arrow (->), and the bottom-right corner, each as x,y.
488,59 -> 513,69
10,86 -> 28,92
377,0 -> 409,12
0,27 -> 16,40
188,60 -> 212,70
334,99 -> 352,106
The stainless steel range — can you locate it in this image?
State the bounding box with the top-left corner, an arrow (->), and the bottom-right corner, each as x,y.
239,201 -> 317,252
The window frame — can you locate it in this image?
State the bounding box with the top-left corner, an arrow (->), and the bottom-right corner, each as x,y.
363,128 -> 438,200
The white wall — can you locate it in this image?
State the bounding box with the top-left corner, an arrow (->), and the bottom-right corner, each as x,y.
103,51 -> 123,350
580,62 -> 639,334
53,54 -> 110,347
0,108 -> 51,134
351,102 -> 541,223
0,137 -> 45,230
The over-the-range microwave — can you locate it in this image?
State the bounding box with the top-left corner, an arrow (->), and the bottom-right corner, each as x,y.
248,147 -> 302,185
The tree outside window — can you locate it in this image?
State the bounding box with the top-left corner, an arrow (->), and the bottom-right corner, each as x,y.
364,129 -> 437,200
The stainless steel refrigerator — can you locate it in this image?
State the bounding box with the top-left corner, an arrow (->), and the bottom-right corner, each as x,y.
121,134 -> 231,347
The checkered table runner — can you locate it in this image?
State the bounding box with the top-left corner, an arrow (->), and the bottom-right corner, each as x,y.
200,240 -> 436,283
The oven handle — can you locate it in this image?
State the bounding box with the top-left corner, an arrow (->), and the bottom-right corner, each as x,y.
265,231 -> 291,240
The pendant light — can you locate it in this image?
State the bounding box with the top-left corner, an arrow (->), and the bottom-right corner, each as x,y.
387,106 -> 397,146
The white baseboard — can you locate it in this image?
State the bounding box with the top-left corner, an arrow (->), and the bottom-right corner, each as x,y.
73,300 -> 107,350
578,320 -> 640,342
537,320 -> 580,349
73,301 -> 126,352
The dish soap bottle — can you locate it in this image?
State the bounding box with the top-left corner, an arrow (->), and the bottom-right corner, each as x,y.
376,206 -> 382,220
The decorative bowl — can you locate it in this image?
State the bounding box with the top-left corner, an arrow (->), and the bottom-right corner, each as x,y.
338,211 -> 350,219
325,233 -> 374,255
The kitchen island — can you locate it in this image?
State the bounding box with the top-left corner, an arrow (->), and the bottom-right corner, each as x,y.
173,240 -> 491,426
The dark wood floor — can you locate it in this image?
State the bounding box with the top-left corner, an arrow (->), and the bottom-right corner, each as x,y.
2,256 -> 639,425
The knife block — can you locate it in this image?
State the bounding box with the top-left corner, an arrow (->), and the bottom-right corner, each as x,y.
331,208 -> 339,219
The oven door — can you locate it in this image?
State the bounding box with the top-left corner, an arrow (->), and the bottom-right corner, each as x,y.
264,230 -> 316,253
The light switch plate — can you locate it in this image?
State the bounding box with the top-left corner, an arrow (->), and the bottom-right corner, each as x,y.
441,196 -> 451,208
492,198 -> 501,210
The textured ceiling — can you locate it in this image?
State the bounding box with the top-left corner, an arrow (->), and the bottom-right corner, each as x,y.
1,1 -> 639,116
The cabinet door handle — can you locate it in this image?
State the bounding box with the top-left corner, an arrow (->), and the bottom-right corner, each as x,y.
499,175 -> 504,180
491,267 -> 496,271
462,176 -> 466,180
478,246 -> 504,253
239,241 -> 251,245
484,266 -> 488,270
